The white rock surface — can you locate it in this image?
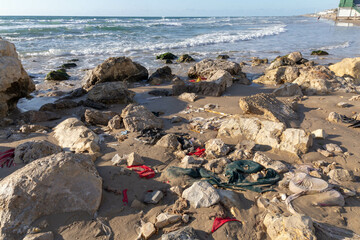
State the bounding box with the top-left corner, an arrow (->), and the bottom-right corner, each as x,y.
182,181 -> 220,208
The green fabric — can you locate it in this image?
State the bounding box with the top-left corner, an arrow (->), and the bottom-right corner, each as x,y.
167,160 -> 281,193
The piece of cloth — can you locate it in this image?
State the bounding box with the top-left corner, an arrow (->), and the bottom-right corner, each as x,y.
189,77 -> 207,83
211,218 -> 241,233
127,165 -> 155,179
135,128 -> 165,145
0,149 -> 15,168
122,189 -> 128,205
188,148 -> 205,157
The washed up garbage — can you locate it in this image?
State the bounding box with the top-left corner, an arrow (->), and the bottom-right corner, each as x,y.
122,189 -> 128,206
189,77 -> 207,82
211,217 -> 241,233
0,149 -> 15,168
340,115 -> 360,128
121,130 -> 128,135
166,160 -> 281,193
127,165 -> 155,179
188,148 -> 205,157
134,128 -> 165,145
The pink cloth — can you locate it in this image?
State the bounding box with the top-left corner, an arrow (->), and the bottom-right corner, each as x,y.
211,217 -> 241,233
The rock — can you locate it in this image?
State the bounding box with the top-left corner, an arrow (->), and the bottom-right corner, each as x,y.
328,169 -> 354,182
170,116 -> 183,123
279,128 -> 313,155
84,109 -> 117,126
144,190 -> 164,204
156,134 -> 181,150
311,50 -> 329,56
251,57 -> 268,66
188,59 -> 243,78
164,59 -> 173,64
181,155 -> 204,168
217,54 -> 230,60
288,51 -> 303,63
87,82 -> 135,104
0,152 -> 102,239
239,93 -> 298,123
170,186 -> 182,196
19,124 -> 49,133
253,152 -> 288,173
148,66 -> 174,85
273,83 -> 303,97
204,158 -> 230,174
111,154 -> 124,165
148,89 -> 172,96
21,110 -> 61,123
327,112 -> 342,123
45,69 -> 70,80
53,118 -> 100,153
182,181 -> 220,208
14,140 -> 62,164
205,139 -> 230,159
126,152 -> 144,166
107,115 -> 123,130
178,54 -> 195,63
155,213 -> 181,228
254,120 -> 286,149
323,143 -> 343,153
23,232 -> 54,240
121,104 -> 163,132
161,226 -> 200,240
182,214 -> 190,223
61,87 -> 86,99
39,100 -> 79,112
156,52 -> 177,60
209,69 -> 233,88
268,55 -> 296,70
329,57 -> 360,84
61,63 -> 77,69
317,149 -> 334,157
81,99 -> 108,110
254,66 -> 300,85
0,39 -> 35,117
337,102 -> 351,108
140,222 -> 156,240
178,92 -> 198,102
311,129 -> 327,139
83,57 -> 148,90
131,199 -> 146,210
263,213 -> 316,240
217,189 -> 242,210
349,95 -> 360,101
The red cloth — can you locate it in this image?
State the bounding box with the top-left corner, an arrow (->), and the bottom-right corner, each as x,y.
189,77 -> 207,82
211,218 -> 241,233
122,189 -> 128,205
188,148 -> 205,157
0,149 -> 15,168
127,165 -> 155,179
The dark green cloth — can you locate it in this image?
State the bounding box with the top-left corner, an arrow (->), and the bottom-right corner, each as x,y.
166,160 -> 281,193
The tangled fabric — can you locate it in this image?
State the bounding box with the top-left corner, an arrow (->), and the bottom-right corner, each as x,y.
122,189 -> 128,205
0,149 -> 15,168
127,165 -> 155,179
188,148 -> 205,157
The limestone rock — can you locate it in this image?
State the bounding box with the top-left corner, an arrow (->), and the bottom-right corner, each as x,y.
254,66 -> 300,85
0,152 -> 102,239
239,93 -> 298,123
329,57 -> 360,84
178,92 -> 198,102
161,226 -> 200,240
0,39 -> 35,117
181,155 -> 204,168
323,143 -> 343,153
53,118 -> 100,153
86,82 -> 135,104
311,129 -> 327,139
39,100 -> 79,112
205,139 -> 230,159
19,124 -> 48,133
182,181 -> 220,208
144,190 -> 164,204
279,128 -> 313,155
84,109 -> 117,126
155,213 -> 181,228
21,110 -> 61,123
107,115 -> 123,130
327,112 -> 342,123
156,134 -> 181,150
209,69 -> 233,88
14,140 -> 62,164
254,120 -> 286,149
178,54 -> 195,63
273,83 -> 303,97
253,152 -> 288,173
337,102 -> 351,108
188,59 -> 242,78
328,169 -> 354,182
23,232 -> 54,240
288,51 -> 303,63
83,56 -> 148,90
263,213 -> 316,240
126,152 -> 144,166
121,104 -> 163,132
148,66 -> 174,85
140,222 -> 156,240
204,158 -> 230,174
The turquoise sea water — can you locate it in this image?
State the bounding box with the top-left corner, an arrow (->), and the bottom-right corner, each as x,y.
1,16 -> 360,83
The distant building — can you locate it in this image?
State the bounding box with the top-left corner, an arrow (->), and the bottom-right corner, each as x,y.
338,0 -> 360,18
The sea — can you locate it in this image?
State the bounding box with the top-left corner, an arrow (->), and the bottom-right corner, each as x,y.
1,16 -> 360,105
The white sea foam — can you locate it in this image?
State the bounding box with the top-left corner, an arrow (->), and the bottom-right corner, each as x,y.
319,41 -> 350,50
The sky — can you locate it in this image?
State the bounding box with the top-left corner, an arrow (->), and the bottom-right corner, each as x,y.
0,0 -> 340,17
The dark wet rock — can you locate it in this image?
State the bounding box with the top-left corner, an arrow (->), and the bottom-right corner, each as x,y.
21,110 -> 62,123
156,52 -> 177,60
45,69 -> 70,81
164,59 -> 173,64
148,66 -> 174,85
80,99 -> 108,110
148,89 -> 172,96
87,82 -> 135,104
83,57 -> 148,90
61,88 -> 87,100
39,100 -> 79,112
84,108 -> 118,126
251,57 -> 268,66
60,63 -> 77,69
67,58 -> 79,62
311,50 -> 329,56
178,54 -> 195,63
217,54 -> 230,60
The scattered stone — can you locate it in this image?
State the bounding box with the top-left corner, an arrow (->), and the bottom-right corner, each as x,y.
0,152 -> 102,239
181,155 -> 204,168
23,232 -> 54,240
121,104 -> 163,132
164,59 -> 173,64
170,116 -> 183,123
311,129 -> 327,139
61,87 -> 86,99
144,190 -> 164,204
21,110 -> 61,123
328,169 -> 354,182
111,154 -> 124,165
156,52 -> 177,60
257,197 -> 270,209
148,66 -> 174,85
205,139 -> 230,159
155,213 -> 181,228
84,109 -> 118,126
19,124 -> 48,133
329,57 -> 360,84
182,181 -> 220,208
239,93 -> 298,123
288,51 -> 303,63
161,226 -> 200,240
131,199 -> 146,210
14,140 -> 62,164
188,59 -> 243,78
317,149 -> 334,157
178,92 -> 198,102
39,100 -> 79,112
204,158 -> 230,174
253,152 -> 288,173
170,186 -> 183,196
182,214 -> 190,223
45,69 -> 70,81
83,57 -> 148,90
140,222 -> 156,240
204,103 -> 218,110
53,118 -> 100,153
263,213 -> 316,240
311,50 -> 329,56
156,134 -> 181,150
327,112 -> 342,123
279,128 -> 313,155
217,54 -> 230,60
178,54 -> 195,63
81,99 -> 108,110
126,152 -> 144,166
323,143 -> 343,154
273,83 -> 303,97
337,102 -> 351,108
251,57 -> 268,66
87,82 -> 135,104
61,63 -> 77,69
148,89 -> 172,96
349,95 -> 360,101
108,115 -> 123,130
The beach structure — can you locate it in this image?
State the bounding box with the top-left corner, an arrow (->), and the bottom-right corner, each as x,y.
338,0 -> 360,18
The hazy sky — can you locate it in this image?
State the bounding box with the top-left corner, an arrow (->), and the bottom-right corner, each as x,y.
0,0 -> 340,16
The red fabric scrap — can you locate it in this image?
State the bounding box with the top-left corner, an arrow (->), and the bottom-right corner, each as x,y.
211,217 -> 241,233
0,149 -> 15,168
188,148 -> 205,157
122,189 -> 128,205
189,77 -> 207,82
127,165 -> 155,179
